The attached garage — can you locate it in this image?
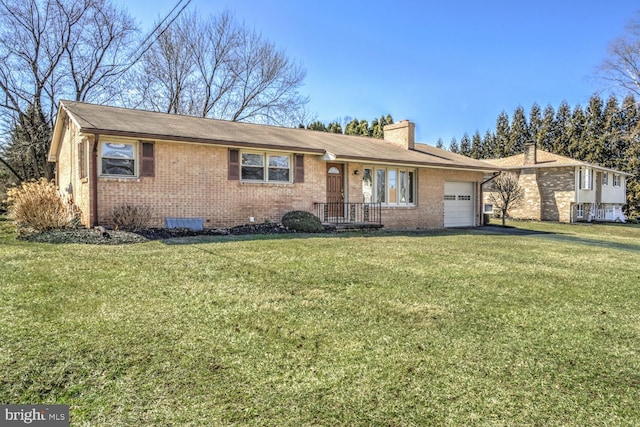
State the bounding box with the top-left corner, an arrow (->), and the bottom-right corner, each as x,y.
444,182 -> 476,227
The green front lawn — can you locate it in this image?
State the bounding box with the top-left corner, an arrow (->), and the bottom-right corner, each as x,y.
1,219 -> 640,426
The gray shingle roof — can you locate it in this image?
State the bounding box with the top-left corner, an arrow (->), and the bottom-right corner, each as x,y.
50,100 -> 498,171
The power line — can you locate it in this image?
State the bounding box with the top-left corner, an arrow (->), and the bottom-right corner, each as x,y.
121,0 -> 192,73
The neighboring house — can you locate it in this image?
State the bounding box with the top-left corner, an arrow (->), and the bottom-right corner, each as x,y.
47,100 -> 499,230
482,143 -> 630,223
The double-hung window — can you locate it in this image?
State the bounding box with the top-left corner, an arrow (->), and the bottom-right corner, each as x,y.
613,174 -> 621,187
101,142 -> 136,176
602,172 -> 608,186
579,167 -> 592,190
362,166 -> 415,205
241,152 -> 291,182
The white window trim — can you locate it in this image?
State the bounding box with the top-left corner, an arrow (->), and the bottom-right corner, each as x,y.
99,139 -> 138,178
363,166 -> 416,206
613,174 -> 621,187
240,151 -> 293,183
602,172 -> 608,186
580,167 -> 593,190
483,203 -> 494,214
576,204 -> 584,219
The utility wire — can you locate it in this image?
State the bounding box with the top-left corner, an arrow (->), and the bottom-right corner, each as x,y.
120,0 -> 192,73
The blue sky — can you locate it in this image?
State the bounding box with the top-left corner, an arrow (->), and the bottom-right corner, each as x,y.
126,0 -> 639,144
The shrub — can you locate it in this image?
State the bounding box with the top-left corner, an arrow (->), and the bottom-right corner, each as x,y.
281,210 -> 324,233
5,178 -> 76,231
111,205 -> 153,231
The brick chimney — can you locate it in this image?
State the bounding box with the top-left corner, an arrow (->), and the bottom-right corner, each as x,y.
383,120 -> 415,150
524,142 -> 537,165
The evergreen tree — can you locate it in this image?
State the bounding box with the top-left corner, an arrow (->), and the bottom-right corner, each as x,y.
582,94 -> 605,164
617,94 -> 639,171
303,114 -> 392,137
435,138 -> 445,149
3,104 -> 52,180
459,133 -> 471,157
620,95 -> 640,216
602,94 -> 623,169
307,121 -> 327,131
553,101 -> 572,156
345,119 -> 370,137
371,114 -> 393,139
471,130 -> 483,159
620,94 -> 639,136
482,130 -> 496,159
371,118 -> 382,139
449,137 -> 459,153
509,106 -> 529,156
567,105 -> 586,160
528,103 -> 542,148
327,122 -> 342,134
495,111 -> 511,157
539,104 -> 557,152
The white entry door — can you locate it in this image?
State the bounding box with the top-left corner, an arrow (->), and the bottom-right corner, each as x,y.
444,182 -> 475,227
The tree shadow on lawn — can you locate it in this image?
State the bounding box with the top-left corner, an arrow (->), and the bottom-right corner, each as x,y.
476,225 -> 640,253
161,224 -> 640,254
160,227 -> 467,246
531,233 -> 640,253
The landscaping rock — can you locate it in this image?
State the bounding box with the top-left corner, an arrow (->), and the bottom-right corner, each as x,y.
228,223 -> 292,235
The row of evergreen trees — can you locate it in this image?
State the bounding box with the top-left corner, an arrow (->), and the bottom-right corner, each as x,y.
301,115 -> 393,138
440,93 -> 640,216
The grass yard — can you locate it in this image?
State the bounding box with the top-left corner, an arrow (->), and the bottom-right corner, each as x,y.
1,218 -> 640,426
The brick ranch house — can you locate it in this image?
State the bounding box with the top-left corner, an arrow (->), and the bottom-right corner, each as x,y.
482,142 -> 630,223
48,101 -> 499,230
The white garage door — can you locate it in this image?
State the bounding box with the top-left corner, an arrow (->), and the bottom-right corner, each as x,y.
444,182 -> 475,227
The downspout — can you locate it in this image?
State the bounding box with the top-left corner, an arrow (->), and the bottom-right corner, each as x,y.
91,134 -> 99,227
481,172 -> 501,186
573,167 -> 580,223
480,172 -> 501,226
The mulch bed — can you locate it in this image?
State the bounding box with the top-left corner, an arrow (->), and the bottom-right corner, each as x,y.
18,223 -> 299,244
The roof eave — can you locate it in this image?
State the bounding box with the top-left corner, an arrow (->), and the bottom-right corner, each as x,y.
497,163 -> 632,176
334,155 -> 502,172
77,128 -> 326,155
47,102 -> 68,162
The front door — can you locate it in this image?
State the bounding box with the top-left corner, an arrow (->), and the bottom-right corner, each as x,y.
326,163 -> 344,217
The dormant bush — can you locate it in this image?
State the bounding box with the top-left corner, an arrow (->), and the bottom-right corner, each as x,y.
111,205 -> 152,231
5,179 -> 76,231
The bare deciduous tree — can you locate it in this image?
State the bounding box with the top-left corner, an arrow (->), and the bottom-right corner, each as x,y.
136,19 -> 195,114
64,1 -> 138,104
488,173 -> 525,226
597,12 -> 640,97
0,0 -> 140,179
135,9 -> 308,125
